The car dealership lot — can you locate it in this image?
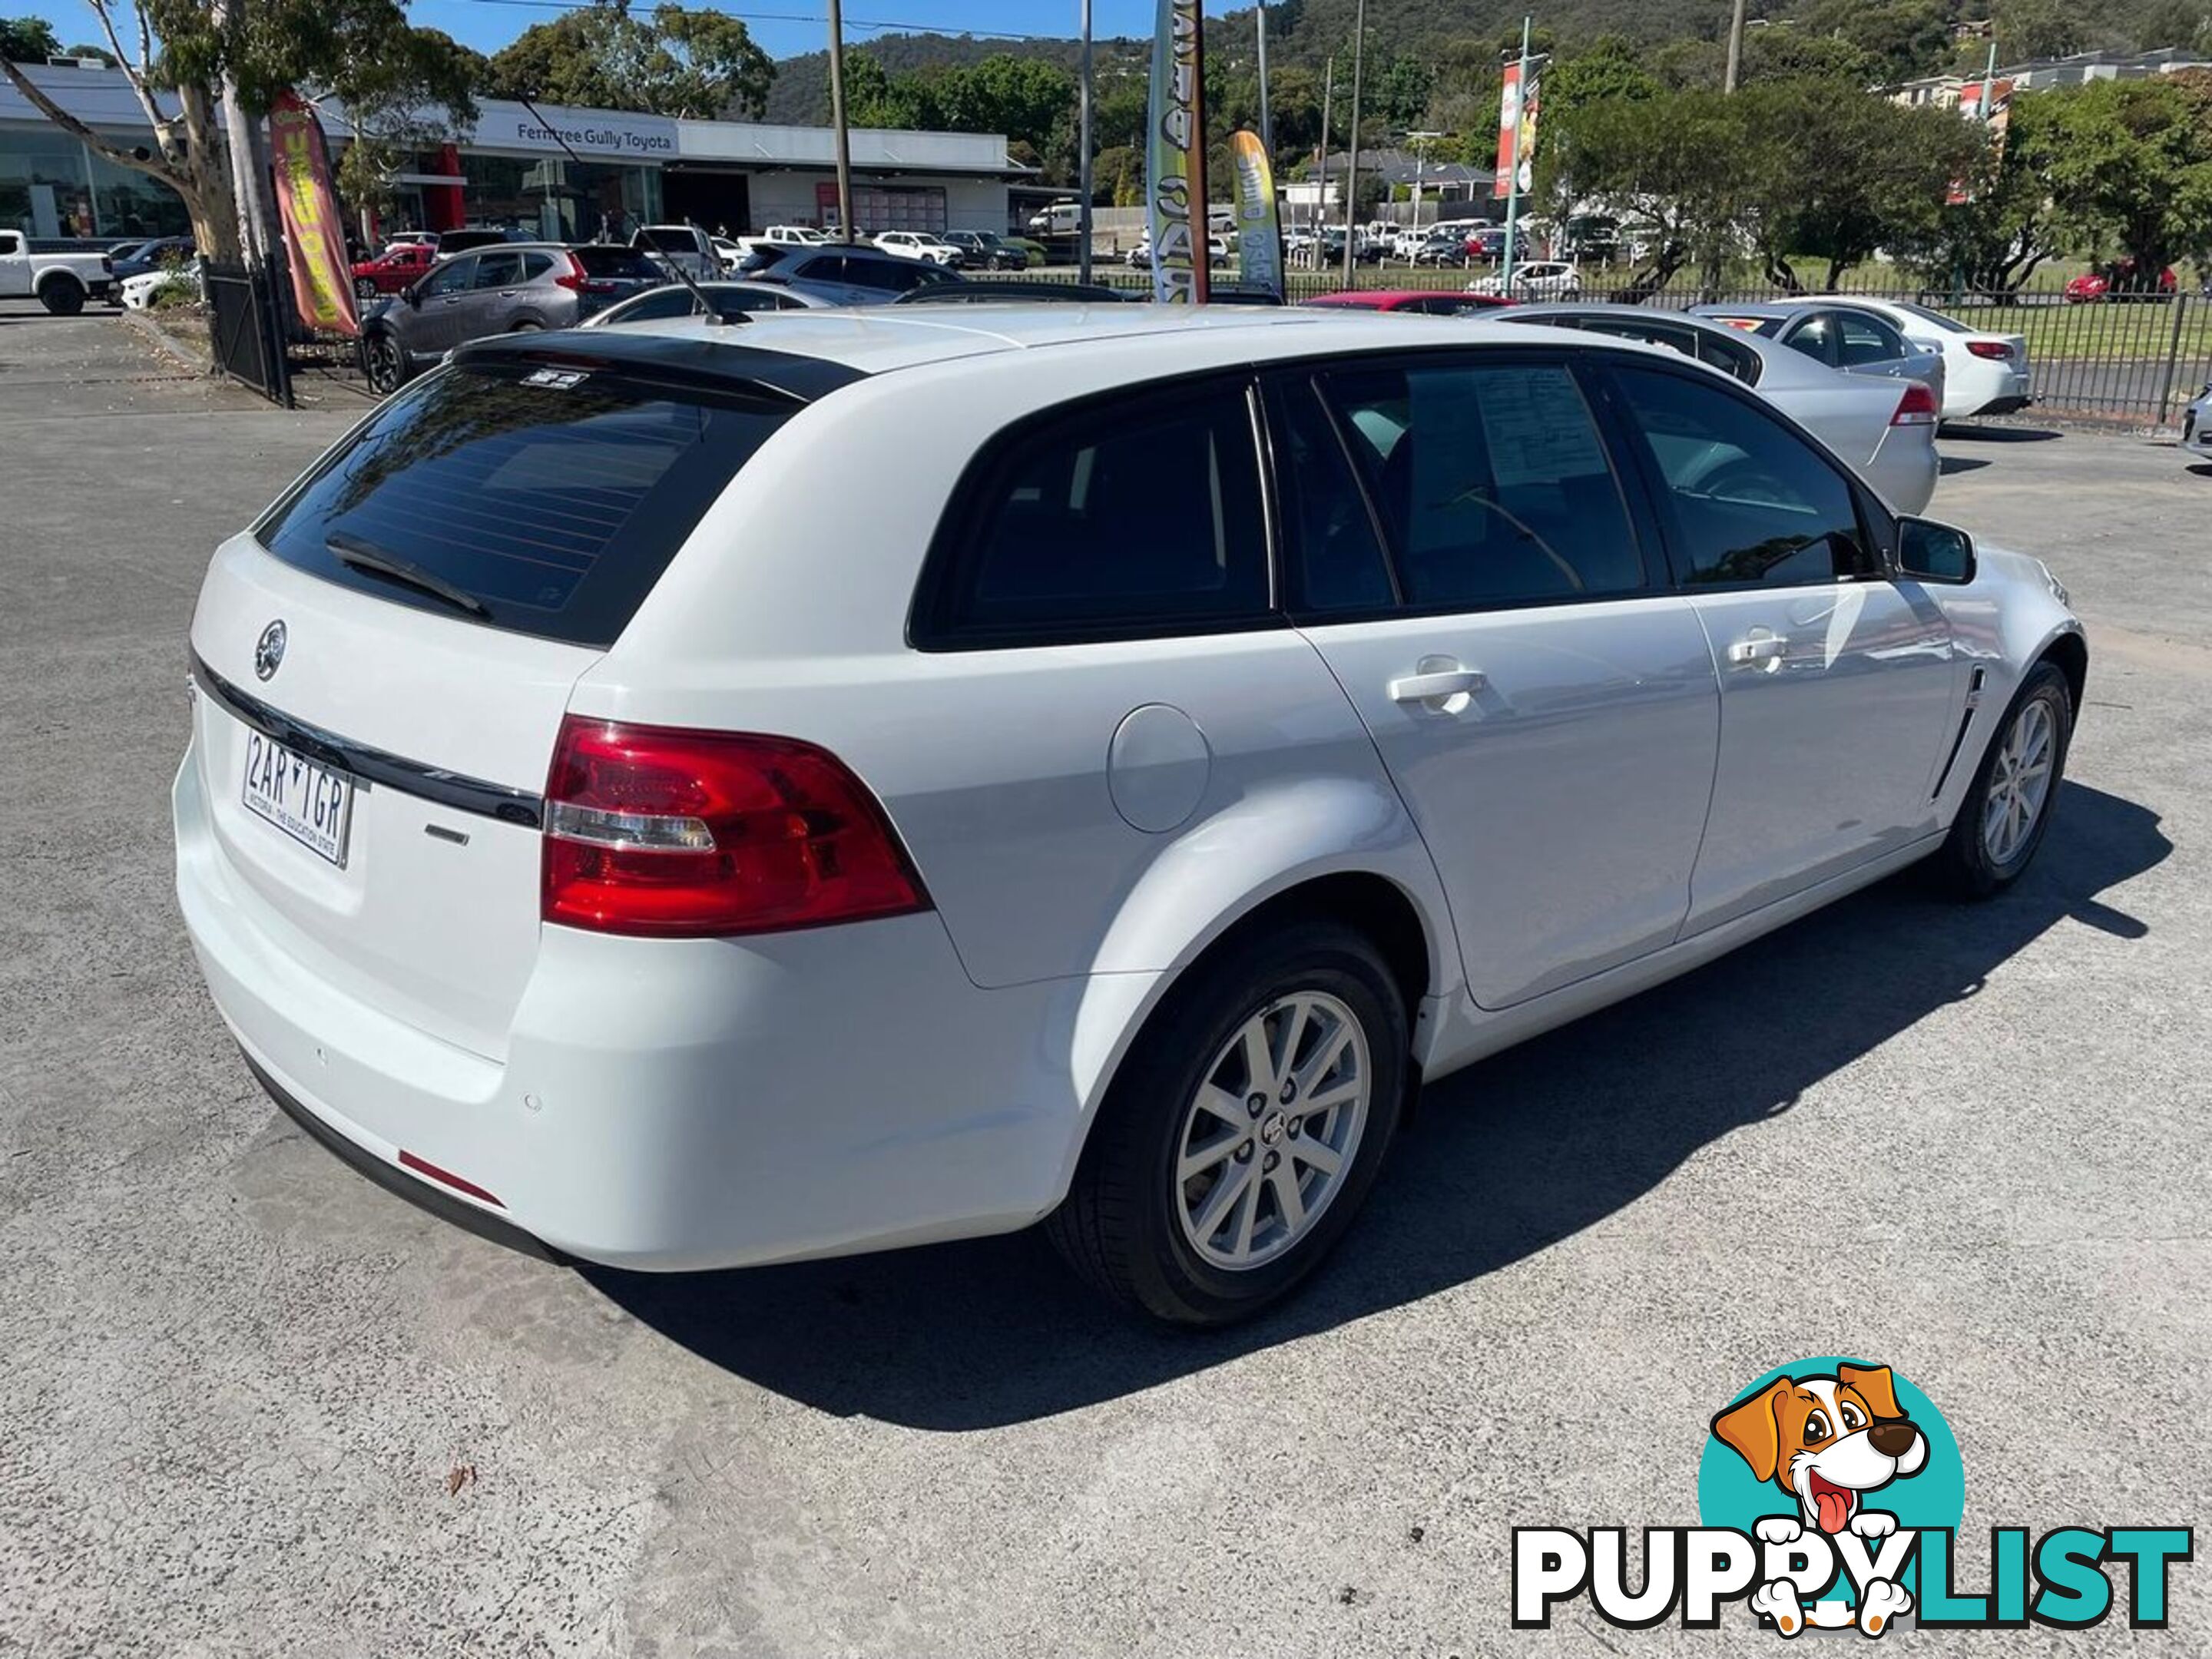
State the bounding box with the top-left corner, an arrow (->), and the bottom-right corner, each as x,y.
2,305 -> 2208,1655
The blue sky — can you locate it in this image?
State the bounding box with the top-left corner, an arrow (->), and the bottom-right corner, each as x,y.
29,1 -> 1200,65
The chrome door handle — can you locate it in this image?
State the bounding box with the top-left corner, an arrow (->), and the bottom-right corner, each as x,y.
1727,634 -> 1786,668
1389,667 -> 1486,705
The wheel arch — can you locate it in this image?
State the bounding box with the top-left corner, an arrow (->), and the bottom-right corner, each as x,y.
35,270 -> 84,297
1053,857 -> 1455,1204
2036,628 -> 2088,713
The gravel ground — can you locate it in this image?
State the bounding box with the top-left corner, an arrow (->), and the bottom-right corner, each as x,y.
2,306 -> 2206,1656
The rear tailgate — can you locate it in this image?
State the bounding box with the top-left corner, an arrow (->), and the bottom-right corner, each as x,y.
187,553 -> 596,1060
182,339 -> 832,1059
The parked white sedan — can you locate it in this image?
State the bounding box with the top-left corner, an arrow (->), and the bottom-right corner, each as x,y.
1818,295 -> 2032,422
1487,303 -> 1941,512
174,308 -> 2085,1324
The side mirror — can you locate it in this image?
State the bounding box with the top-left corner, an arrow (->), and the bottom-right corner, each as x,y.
1896,515 -> 1975,584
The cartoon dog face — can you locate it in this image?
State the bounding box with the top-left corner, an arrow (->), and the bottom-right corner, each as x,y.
1712,1363 -> 1928,1534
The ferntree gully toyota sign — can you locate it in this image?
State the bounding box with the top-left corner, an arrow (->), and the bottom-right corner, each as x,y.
497,111 -> 676,158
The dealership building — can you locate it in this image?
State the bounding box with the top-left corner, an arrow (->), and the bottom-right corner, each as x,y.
1,61 -> 1030,243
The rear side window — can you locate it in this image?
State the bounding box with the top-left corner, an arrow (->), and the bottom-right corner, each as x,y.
1318,359 -> 1644,608
1836,311 -> 1902,366
472,251 -> 524,289
1610,363 -> 1873,588
1695,329 -> 1761,384
915,379 -> 1270,647
256,363 -> 798,647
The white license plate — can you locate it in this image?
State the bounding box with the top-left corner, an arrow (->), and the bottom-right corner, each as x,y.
240,730 -> 355,867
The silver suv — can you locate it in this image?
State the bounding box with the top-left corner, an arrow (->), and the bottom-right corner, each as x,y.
360,244 -> 659,394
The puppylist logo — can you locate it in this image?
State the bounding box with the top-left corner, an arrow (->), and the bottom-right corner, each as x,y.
1514,1357 -> 2192,1637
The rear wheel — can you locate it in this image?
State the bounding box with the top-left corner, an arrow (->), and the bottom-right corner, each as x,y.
1936,661 -> 2072,898
508,319 -> 543,332
353,277 -> 379,302
38,277 -> 84,316
1048,921 -> 1406,1325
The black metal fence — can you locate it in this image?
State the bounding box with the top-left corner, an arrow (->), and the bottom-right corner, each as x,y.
1028,266 -> 2212,425
201,262 -> 293,409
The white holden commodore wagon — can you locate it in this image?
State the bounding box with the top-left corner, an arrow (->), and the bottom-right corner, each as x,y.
175,307 -> 2086,1325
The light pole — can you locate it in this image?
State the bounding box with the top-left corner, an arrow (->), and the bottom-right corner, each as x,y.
1724,0 -> 1747,94
1078,0 -> 1093,283
1408,129 -> 1442,235
1500,16 -> 1531,292
826,0 -> 854,240
1339,0 -> 1365,290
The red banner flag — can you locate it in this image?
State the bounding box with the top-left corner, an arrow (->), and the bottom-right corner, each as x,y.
270,91 -> 359,338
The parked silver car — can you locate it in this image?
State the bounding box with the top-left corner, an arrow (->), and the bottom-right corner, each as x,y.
1692,300 -> 1947,412
2183,379 -> 2212,465
359,244 -> 656,393
584,280 -> 832,326
1489,303 -> 1941,513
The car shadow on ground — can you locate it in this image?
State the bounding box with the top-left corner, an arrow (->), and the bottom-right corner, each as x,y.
1939,423 -> 2063,442
2186,463 -> 2212,479
586,781 -> 2167,1429
1939,455 -> 1992,475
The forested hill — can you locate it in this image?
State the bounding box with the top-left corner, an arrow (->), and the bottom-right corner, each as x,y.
760,0 -> 2209,127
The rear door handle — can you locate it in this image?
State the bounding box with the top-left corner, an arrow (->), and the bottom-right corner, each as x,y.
1389,667 -> 1486,706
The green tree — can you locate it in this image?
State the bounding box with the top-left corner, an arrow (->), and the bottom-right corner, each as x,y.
1540,87 -> 1754,297
488,0 -> 770,119
334,28 -> 486,227
1799,0 -> 1952,84
2030,72 -> 2212,273
1992,0 -> 2087,61
1736,82 -> 1982,287
1,0 -> 477,263
1374,51 -> 1435,131
0,15 -> 60,61
932,52 -> 1072,157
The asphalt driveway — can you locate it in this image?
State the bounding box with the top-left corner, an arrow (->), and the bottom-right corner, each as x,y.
2,306 -> 2206,1655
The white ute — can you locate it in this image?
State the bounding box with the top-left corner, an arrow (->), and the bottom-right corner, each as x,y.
0,228 -> 116,313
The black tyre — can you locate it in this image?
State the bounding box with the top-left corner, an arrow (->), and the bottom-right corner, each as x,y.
1936,660 -> 2073,898
1048,920 -> 1407,1326
508,319 -> 543,332
362,332 -> 409,396
354,277 -> 379,302
38,279 -> 84,316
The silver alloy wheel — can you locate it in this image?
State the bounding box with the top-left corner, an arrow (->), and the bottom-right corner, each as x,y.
1174,991 -> 1371,1272
1982,697 -> 2055,865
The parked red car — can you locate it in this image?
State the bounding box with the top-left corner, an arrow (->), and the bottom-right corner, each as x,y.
2064,260 -> 2177,303
1300,290 -> 1516,316
350,241 -> 436,302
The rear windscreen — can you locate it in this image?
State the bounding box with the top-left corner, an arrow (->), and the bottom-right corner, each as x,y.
255,363 -> 796,647
573,246 -> 663,280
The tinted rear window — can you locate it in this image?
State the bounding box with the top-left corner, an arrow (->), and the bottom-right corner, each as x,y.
573,246 -> 661,280
255,363 -> 796,647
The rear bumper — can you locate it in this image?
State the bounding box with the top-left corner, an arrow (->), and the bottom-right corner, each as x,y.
176,743 -> 1112,1271
1969,392 -> 2032,418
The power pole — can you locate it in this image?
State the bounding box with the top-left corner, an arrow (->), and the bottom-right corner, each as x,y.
1340,0 -> 1365,290
1724,0 -> 1747,93
1078,0 -> 1094,283
826,0 -> 855,240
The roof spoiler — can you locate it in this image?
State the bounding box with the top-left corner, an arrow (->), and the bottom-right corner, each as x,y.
451,330 -> 867,405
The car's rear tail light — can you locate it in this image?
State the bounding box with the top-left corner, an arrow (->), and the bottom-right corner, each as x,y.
553,252 -> 586,293
1891,381 -> 1939,426
541,716 -> 929,938
1966,339 -> 2013,359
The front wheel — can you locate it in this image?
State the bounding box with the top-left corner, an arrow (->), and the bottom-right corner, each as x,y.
361,332 -> 408,395
1936,661 -> 2073,898
354,277 -> 379,302
1048,921 -> 1406,1325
